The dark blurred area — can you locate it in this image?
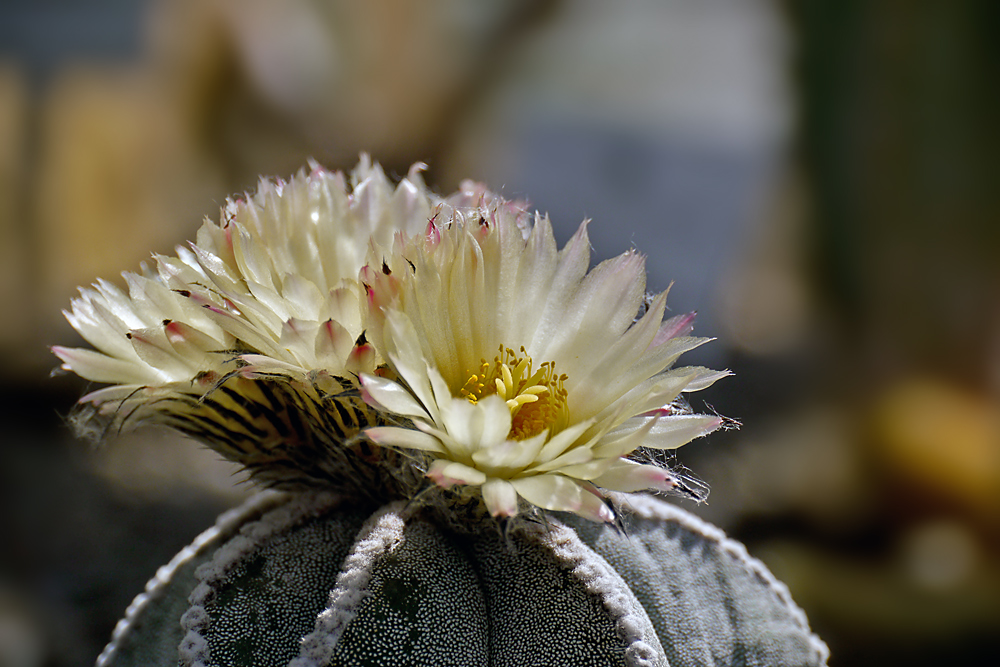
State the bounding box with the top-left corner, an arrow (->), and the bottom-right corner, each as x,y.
1,1 -> 998,665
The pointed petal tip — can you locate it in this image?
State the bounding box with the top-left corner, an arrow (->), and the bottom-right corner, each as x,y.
365,425 -> 444,454
426,459 -> 487,488
577,486 -> 616,523
655,311 -> 699,345
483,478 -> 519,518
359,373 -> 432,420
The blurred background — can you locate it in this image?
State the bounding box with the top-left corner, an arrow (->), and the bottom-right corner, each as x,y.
1,0 -> 998,664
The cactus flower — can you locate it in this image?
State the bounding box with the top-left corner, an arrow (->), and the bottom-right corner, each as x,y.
54,158 -> 829,667
360,181 -> 728,521
52,158 -> 439,489
53,158 -> 726,520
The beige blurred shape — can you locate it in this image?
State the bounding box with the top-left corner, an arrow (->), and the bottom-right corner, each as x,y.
0,584 -> 45,667
35,65 -> 221,345
718,170 -> 811,356
24,0 -> 535,376
147,0 -> 533,176
899,519 -> 982,592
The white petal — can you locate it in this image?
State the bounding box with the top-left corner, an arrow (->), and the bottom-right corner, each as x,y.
476,394 -> 515,447
595,414 -> 723,457
603,371 -> 697,421
681,367 -> 733,392
127,328 -> 194,381
438,397 -> 478,456
365,426 -> 443,453
511,474 -> 614,522
553,457 -> 618,481
78,384 -> 145,405
427,364 -> 456,419
313,318 -> 354,367
523,222 -> 591,358
383,311 -> 440,422
163,320 -> 227,365
278,318 -> 320,367
511,474 -> 581,511
655,311 -> 697,344
541,250 -> 647,367
238,354 -> 304,375
359,374 -> 431,421
581,409 -> 660,459
528,445 -> 594,474
427,459 -> 487,487
200,305 -> 282,356
536,418 -> 597,463
471,429 -> 547,472
471,430 -> 546,472
482,478 -> 519,517
573,489 -> 617,523
52,346 -> 156,385
591,459 -> 677,493
281,273 -> 325,320
592,337 -> 712,412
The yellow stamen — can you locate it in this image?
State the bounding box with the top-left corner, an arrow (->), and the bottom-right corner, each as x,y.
461,345 -> 569,440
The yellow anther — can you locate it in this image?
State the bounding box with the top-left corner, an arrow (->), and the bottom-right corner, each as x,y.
460,344 -> 569,440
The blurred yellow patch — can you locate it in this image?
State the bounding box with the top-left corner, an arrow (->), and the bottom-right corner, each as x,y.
874,378 -> 1000,520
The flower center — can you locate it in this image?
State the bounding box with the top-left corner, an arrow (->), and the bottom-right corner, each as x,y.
461,346 -> 568,440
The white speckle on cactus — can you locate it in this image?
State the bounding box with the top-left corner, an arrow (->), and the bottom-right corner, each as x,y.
95,490 -> 285,667
97,491 -> 828,667
179,491 -> 348,667
528,518 -> 666,666
615,494 -> 832,665
309,515 -> 489,665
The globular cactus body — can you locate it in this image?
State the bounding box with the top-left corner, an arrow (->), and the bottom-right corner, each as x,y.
98,492 -> 828,667
55,159 -> 828,666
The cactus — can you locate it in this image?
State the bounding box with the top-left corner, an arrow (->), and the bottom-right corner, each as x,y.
94,491 -> 827,667
54,158 -> 829,665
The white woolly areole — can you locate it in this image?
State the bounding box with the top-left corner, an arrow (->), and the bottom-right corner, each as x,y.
178,491 -> 343,667
94,491 -> 285,667
529,518 -> 668,667
290,502 -> 407,667
619,494 -> 831,666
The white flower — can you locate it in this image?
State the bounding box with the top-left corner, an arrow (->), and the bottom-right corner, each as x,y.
361,183 -> 728,522
53,159 -> 728,512
52,157 -> 439,488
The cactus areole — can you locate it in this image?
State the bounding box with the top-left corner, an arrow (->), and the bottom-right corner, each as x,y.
55,158 -> 828,666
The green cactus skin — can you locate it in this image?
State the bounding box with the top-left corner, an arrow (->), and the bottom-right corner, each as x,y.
96,492 -> 829,667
